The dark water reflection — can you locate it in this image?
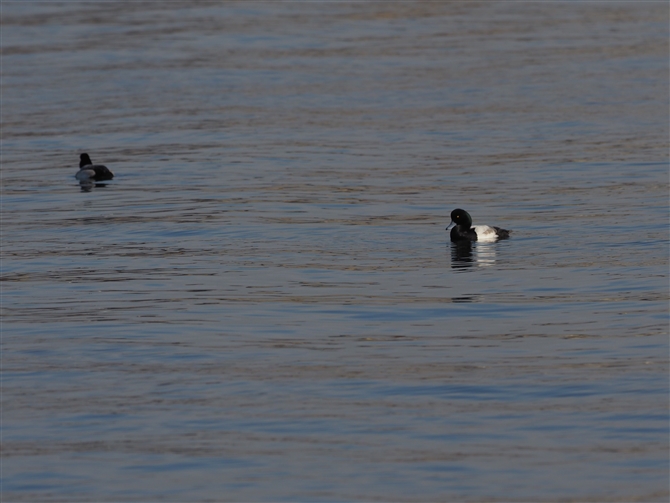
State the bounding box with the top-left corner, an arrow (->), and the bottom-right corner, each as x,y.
2,2 -> 668,502
450,241 -> 475,269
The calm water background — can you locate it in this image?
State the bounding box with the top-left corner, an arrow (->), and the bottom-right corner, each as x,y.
2,2 -> 668,502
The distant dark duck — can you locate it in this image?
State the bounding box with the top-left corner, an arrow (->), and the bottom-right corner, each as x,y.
447,208 -> 510,242
75,153 -> 114,181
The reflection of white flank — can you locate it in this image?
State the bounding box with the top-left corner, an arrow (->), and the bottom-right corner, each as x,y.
474,242 -> 497,267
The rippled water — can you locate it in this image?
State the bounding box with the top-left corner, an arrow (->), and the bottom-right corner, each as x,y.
2,3 -> 668,502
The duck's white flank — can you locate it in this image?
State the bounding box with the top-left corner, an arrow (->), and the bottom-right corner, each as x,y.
75,168 -> 96,180
473,225 -> 498,242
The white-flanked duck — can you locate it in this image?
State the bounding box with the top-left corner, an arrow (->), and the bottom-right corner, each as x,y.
447,208 -> 510,242
75,153 -> 114,181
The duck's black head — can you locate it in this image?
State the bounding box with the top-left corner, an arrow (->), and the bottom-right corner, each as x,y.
79,153 -> 92,168
449,208 -> 473,229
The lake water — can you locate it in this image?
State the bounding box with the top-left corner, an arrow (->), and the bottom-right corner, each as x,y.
2,2 -> 668,502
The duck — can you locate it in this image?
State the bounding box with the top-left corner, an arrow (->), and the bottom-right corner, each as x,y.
75,153 -> 114,181
447,208 -> 510,242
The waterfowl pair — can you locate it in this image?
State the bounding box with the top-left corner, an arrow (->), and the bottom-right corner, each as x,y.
72,157 -> 508,246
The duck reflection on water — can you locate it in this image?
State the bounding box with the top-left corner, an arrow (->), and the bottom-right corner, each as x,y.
78,180 -> 110,192
450,241 -> 497,270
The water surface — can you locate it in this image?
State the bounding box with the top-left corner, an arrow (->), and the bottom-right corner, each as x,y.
2,2 -> 668,502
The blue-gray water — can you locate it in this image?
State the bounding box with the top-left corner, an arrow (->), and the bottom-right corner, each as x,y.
2,3 -> 668,502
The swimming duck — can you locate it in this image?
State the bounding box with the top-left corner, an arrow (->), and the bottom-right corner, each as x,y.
75,153 -> 114,181
447,208 -> 510,242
